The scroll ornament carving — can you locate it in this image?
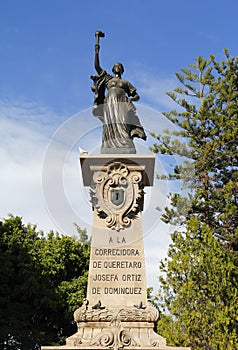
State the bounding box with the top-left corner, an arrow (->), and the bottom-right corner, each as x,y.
90,320 -> 140,348
90,162 -> 144,231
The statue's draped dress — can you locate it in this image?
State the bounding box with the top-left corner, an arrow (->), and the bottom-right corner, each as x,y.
92,71 -> 146,154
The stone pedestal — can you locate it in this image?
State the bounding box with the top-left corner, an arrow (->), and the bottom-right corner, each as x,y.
83,155 -> 152,309
41,154 -> 190,350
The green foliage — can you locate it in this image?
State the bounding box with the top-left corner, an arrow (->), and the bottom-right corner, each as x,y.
152,51 -> 238,234
152,50 -> 238,348
0,215 -> 90,349
158,220 -> 238,349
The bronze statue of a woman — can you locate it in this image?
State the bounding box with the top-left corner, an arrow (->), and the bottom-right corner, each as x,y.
91,31 -> 146,154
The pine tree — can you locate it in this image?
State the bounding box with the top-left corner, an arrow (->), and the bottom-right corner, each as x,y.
152,50 -> 238,349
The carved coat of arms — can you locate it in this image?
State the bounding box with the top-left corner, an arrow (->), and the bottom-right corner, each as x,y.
90,162 -> 144,231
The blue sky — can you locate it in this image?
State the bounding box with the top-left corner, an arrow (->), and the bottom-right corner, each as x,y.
1,0 -> 238,113
1,0 -> 238,289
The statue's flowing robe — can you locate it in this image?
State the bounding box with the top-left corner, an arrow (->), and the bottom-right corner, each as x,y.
91,70 -> 146,154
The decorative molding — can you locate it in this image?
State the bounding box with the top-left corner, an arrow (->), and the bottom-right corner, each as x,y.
74,304 -> 159,324
90,162 -> 144,231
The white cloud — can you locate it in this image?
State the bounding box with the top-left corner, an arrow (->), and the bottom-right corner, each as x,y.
128,69 -> 178,111
0,100 -> 59,230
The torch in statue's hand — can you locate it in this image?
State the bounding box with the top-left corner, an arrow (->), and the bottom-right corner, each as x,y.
95,30 -> 105,53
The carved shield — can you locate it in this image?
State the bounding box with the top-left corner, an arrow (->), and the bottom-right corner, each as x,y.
91,162 -> 143,230
111,188 -> 124,206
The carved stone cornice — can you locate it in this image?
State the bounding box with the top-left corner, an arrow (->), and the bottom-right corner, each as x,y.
74,304 -> 159,324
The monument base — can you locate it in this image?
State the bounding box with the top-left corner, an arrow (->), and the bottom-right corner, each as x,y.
66,304 -> 163,348
41,155 -> 190,350
41,305 -> 190,350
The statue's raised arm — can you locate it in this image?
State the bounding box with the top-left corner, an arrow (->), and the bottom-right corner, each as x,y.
94,31 -> 105,74
90,31 -> 147,154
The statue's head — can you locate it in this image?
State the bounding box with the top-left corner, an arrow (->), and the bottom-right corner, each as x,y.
112,62 -> 124,75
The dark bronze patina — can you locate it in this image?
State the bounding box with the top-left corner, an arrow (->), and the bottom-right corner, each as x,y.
91,31 -> 146,154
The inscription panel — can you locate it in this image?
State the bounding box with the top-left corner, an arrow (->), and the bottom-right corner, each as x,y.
87,215 -> 147,307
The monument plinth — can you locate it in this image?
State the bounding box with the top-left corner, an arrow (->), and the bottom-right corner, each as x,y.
66,154 -> 163,349
42,154 -> 190,349
81,154 -> 153,309
41,154 -> 190,350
